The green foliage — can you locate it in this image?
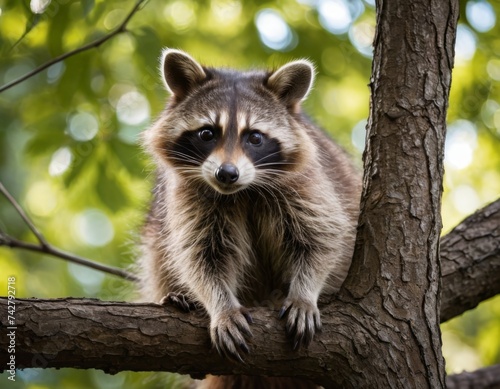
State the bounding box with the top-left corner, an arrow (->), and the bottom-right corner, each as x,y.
0,0 -> 499,386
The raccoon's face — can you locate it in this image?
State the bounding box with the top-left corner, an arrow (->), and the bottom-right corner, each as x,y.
145,49 -> 314,195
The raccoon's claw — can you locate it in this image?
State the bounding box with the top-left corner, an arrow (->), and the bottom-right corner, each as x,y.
279,298 -> 321,350
211,307 -> 253,362
160,292 -> 197,312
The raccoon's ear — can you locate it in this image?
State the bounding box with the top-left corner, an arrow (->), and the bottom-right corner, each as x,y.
161,49 -> 206,101
266,60 -> 314,108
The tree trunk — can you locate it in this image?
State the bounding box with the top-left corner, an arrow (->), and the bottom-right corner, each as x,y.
337,0 -> 458,386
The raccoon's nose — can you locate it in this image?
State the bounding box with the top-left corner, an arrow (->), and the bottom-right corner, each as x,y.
215,163 -> 239,184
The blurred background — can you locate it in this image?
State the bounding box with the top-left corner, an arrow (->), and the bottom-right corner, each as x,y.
0,0 -> 498,387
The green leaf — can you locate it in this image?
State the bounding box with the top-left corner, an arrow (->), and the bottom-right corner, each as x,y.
56,54 -> 90,109
47,4 -> 70,56
63,141 -> 98,187
109,138 -> 145,177
24,131 -> 67,157
86,0 -> 108,24
9,12 -> 41,53
81,0 -> 95,16
95,160 -> 129,212
134,26 -> 162,69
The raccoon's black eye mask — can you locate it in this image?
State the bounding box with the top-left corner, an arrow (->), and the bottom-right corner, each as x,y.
168,128 -> 220,165
241,131 -> 283,167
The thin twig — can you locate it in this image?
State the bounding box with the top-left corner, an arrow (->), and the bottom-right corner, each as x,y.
0,1 -> 147,281
0,181 -> 48,247
0,181 -> 139,282
0,233 -> 139,282
0,0 -> 148,93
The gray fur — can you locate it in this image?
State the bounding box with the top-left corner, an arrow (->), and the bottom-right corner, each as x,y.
139,49 -> 361,364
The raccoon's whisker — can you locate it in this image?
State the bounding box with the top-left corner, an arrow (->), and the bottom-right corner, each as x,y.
252,171 -> 287,184
168,150 -> 204,165
168,142 -> 213,164
163,164 -> 204,180
252,151 -> 283,166
258,168 -> 312,185
168,168 -> 201,177
166,151 -> 200,162
167,158 -> 201,167
256,161 -> 298,168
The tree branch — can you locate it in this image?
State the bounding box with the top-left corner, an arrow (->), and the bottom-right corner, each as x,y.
0,0 -> 148,93
1,297 -> 498,389
0,298 -> 344,387
0,182 -> 48,247
320,197 -> 500,323
440,198 -> 500,322
0,181 -> 138,282
0,233 -> 138,282
446,364 -> 500,389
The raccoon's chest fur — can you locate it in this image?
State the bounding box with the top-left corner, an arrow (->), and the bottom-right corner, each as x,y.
243,191 -> 296,305
155,183 -> 302,305
152,175 -> 347,306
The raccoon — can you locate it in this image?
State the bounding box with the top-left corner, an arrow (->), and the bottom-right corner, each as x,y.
139,49 -> 361,371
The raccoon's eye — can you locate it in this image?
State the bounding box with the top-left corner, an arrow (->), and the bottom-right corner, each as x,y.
248,131 -> 263,146
198,127 -> 215,142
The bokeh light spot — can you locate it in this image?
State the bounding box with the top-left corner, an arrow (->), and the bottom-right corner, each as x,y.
255,9 -> 295,51
26,181 -> 58,218
49,147 -> 72,176
486,59 -> 500,81
118,126 -> 141,145
451,185 -> 481,216
47,62 -> 65,84
466,0 -> 496,33
116,91 -> 150,125
455,25 -> 477,62
318,0 -> 352,35
480,99 -> 500,129
164,1 -> 196,31
351,119 -> 367,153
103,9 -> 126,30
68,263 -> 105,295
444,120 -> 478,170
211,0 -> 242,26
68,112 -> 99,142
73,209 -> 114,247
349,20 -> 374,57
30,0 -> 51,14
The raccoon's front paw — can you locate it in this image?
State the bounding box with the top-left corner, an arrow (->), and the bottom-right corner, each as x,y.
160,292 -> 198,312
210,307 -> 253,362
279,297 -> 321,350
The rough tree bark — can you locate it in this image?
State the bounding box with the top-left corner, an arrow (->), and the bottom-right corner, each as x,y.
446,364 -> 500,389
335,0 -> 457,386
440,199 -> 500,322
3,0 -> 498,388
